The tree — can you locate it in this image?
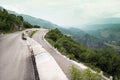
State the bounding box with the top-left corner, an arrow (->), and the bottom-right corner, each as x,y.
23,21 -> 33,28
34,25 -> 40,28
70,65 -> 101,80
17,16 -> 23,21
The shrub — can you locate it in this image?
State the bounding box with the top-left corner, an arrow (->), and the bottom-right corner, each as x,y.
70,65 -> 101,80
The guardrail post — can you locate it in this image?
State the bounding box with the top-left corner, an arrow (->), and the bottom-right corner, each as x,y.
109,76 -> 113,80
26,36 -> 40,80
99,71 -> 103,80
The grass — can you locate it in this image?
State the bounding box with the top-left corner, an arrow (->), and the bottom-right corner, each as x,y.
69,65 -> 101,80
30,30 -> 38,38
45,38 -> 55,46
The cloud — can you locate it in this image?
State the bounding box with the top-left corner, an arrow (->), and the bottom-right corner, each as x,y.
0,0 -> 120,26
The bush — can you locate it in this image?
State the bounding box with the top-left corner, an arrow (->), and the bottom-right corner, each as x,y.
23,21 -> 33,28
30,30 -> 38,38
34,25 -> 40,28
70,65 -> 101,80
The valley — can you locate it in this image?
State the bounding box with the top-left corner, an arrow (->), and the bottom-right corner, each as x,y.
0,6 -> 120,80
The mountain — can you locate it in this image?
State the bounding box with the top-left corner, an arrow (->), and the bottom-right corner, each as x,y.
7,9 -> 59,29
80,23 -> 120,31
21,14 -> 60,29
79,23 -> 120,48
92,18 -> 120,24
59,27 -> 106,48
67,18 -> 120,49
79,17 -> 120,30
0,6 -> 3,10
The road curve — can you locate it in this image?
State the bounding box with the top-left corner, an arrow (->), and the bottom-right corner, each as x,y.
0,32 -> 35,80
32,29 -> 110,80
33,29 -> 73,78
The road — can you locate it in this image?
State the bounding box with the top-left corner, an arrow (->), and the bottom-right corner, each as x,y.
0,32 -> 35,80
33,29 -> 73,78
105,42 -> 120,52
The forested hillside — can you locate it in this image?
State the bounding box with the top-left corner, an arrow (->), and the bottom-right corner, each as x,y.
86,26 -> 120,46
45,28 -> 120,80
59,28 -> 106,48
0,8 -> 39,33
79,24 -> 120,53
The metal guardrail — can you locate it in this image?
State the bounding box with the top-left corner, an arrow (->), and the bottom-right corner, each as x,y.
99,71 -> 113,80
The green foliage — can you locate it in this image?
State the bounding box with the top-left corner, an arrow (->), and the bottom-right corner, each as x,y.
30,30 -> 38,38
0,8 -> 35,33
17,16 -> 23,21
59,27 -> 106,49
45,28 -> 120,79
70,65 -> 101,80
86,25 -> 120,46
34,25 -> 40,28
23,21 -> 33,28
0,9 -> 21,32
46,28 -> 63,42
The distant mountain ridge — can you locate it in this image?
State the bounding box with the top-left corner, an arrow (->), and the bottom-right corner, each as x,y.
80,23 -> 120,31
92,18 -> 120,24
0,6 -> 3,10
78,23 -> 120,51
6,9 -> 59,29
59,27 -> 106,48
22,15 -> 59,29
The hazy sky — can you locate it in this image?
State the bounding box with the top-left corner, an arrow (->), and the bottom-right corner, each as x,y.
0,0 -> 120,26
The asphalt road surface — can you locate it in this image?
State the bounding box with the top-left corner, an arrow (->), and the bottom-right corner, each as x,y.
33,29 -> 73,78
0,32 -> 35,80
